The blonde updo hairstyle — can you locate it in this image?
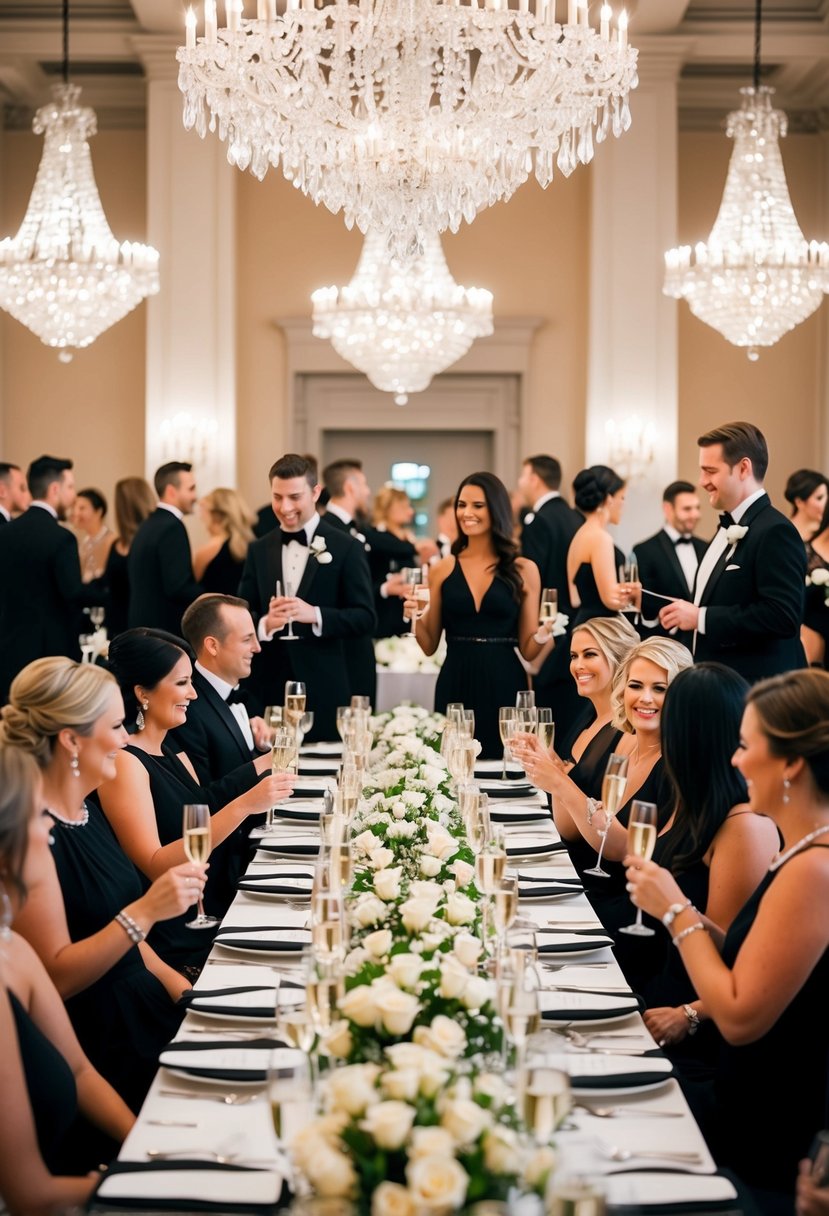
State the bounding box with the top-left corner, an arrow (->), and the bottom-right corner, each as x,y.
372,485 -> 411,528
0,657 -> 118,768
610,637 -> 693,734
571,616 -> 639,681
0,745 -> 41,902
747,668 -> 829,797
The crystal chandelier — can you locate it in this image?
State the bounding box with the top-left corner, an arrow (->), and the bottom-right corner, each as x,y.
0,3 -> 159,360
178,0 -> 638,259
663,1 -> 828,360
311,229 -> 493,404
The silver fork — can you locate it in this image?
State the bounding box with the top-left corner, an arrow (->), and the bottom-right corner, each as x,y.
599,1143 -> 703,1165
146,1148 -> 276,1165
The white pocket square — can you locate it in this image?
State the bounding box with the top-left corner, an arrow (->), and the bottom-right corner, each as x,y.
725,564 -> 741,571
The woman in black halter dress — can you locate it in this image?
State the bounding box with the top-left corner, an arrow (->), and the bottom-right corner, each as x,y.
407,473 -> 550,758
566,465 -> 638,629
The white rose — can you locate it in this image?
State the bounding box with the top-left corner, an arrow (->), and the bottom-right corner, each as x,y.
408,1126 -> 458,1160
375,987 -> 421,1036
419,1056 -> 451,1098
414,1015 -> 467,1059
403,790 -> 427,809
363,928 -> 393,959
381,1067 -> 420,1103
307,1147 -> 357,1197
370,847 -> 395,870
473,1072 -> 509,1108
424,833 -> 457,862
343,946 -> 369,975
449,859 -> 475,888
453,933 -> 482,968
362,1100 -> 417,1150
525,1146 -> 558,1190
406,1155 -> 469,1215
323,1019 -> 353,1060
372,1181 -> 415,1216
440,1098 -> 493,1146
409,880 -> 444,901
483,1126 -> 522,1176
461,976 -> 493,1011
354,829 -> 380,855
438,956 -> 469,1001
387,952 -> 424,990
385,1042 -> 435,1071
374,866 -> 403,902
354,894 -> 388,927
339,984 -> 378,1028
325,1063 -> 380,1115
401,896 -> 439,934
420,854 -> 443,878
445,892 -> 477,925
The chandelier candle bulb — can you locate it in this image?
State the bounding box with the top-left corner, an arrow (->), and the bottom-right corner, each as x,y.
579,0 -> 589,28
205,0 -> 217,42
568,0 -> 576,24
618,9 -> 628,49
185,7 -> 196,48
600,4 -> 611,39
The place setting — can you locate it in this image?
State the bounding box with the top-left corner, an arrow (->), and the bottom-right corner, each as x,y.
237,868 -> 315,902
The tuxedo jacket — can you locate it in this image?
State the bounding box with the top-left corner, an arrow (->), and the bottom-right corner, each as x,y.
168,668 -> 261,791
633,529 -> 708,649
693,496 -> 806,682
237,518 -> 376,739
520,497 -> 582,616
0,507 -> 102,702
127,509 -> 203,634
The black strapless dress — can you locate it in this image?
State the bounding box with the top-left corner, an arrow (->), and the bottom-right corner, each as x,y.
571,545 -> 626,629
48,802 -> 185,1111
434,560 -> 529,758
202,539 -> 246,595
8,988 -> 77,1174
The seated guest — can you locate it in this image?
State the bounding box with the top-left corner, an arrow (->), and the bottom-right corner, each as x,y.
171,593 -> 274,787
194,487 -> 257,593
2,658 -> 206,1110
73,487 -> 116,585
0,745 -> 134,1203
627,668 -> 829,1206
105,477 -> 159,638
99,629 -> 292,969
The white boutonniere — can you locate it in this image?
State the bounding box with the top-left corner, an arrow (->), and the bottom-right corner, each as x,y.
310,536 -> 333,564
724,523 -> 748,561
806,566 -> 829,605
551,611 -> 569,638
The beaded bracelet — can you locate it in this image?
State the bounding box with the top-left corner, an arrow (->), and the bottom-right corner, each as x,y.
661,899 -> 693,930
115,910 -> 146,944
672,921 -> 706,948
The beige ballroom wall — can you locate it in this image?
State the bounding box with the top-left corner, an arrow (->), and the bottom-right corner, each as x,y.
0,129 -> 148,510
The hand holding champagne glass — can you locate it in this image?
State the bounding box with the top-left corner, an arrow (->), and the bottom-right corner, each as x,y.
620,800 -> 658,936
584,752 -> 629,878
181,804 -> 219,928
277,576 -> 299,641
250,727 -> 296,838
400,565 -> 424,638
538,588 -> 558,638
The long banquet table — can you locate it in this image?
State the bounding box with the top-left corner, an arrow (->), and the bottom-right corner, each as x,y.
91,744 -> 756,1215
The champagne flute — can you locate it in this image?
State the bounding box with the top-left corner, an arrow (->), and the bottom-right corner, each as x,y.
539,588 -> 558,628
524,1067 -> 572,1145
535,707 -> 555,752
89,604 -> 105,630
277,577 -> 299,642
269,1036 -> 314,1139
412,583 -> 430,635
284,681 -> 306,728
181,804 -> 218,928
619,800 -> 658,936
305,949 -> 344,1039
515,689 -> 536,711
400,566 -> 424,638
297,711 -> 314,748
335,705 -> 352,741
584,752 -> 629,878
250,727 -> 295,838
498,706 -> 517,779
492,875 -> 519,958
466,795 -> 491,856
350,695 -> 371,712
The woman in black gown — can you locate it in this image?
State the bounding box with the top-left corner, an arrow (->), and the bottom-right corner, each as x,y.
193,487 -> 257,594
406,472 -> 551,758
105,477 -> 156,637
628,668 -> 829,1209
0,745 -> 134,1208
565,465 -> 639,628
98,629 -> 293,970
2,658 -> 207,1111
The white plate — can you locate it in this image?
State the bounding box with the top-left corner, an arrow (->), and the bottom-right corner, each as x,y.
543,1011 -> 643,1029
570,1076 -> 674,1098
519,888 -> 583,903
188,989 -> 305,1024
238,888 -> 311,904
508,848 -> 565,863
538,944 -> 611,960
214,941 -> 309,959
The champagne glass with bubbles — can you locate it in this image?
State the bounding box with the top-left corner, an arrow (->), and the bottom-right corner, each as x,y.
584,753 -> 629,878
276,578 -> 299,642
619,800 -> 658,935
182,804 -> 218,928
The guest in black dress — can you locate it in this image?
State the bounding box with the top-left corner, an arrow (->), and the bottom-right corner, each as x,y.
2,657 -> 209,1110
194,487 -> 257,594
0,744 -> 134,1209
105,477 -> 156,637
565,465 -> 639,628
406,472 -> 553,758
98,629 -> 294,969
627,668 -> 829,1209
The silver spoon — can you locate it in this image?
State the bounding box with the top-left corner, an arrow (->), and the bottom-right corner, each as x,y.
157,1088 -> 262,1105
575,1104 -> 684,1119
600,1144 -> 703,1164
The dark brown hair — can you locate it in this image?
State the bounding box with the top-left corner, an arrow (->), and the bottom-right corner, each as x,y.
697,422 -> 768,481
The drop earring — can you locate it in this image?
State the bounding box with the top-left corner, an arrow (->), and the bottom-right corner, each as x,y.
70,753 -> 80,779
136,700 -> 148,731
782,777 -> 791,805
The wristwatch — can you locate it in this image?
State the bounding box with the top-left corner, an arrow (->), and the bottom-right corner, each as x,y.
682,1004 -> 701,1035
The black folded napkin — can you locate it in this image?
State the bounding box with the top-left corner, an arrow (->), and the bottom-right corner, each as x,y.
290,786 -> 326,798
537,935 -> 613,954
519,885 -> 582,899
483,784 -> 535,799
518,872 -> 581,884
540,993 -> 645,1022
90,1159 -> 286,1215
237,871 -> 313,883
238,882 -> 312,896
214,926 -> 311,952
490,809 -> 550,823
297,765 -> 339,777
159,1037 -> 283,1082
271,807 -> 320,823
569,1051 -> 673,1090
255,842 -> 319,856
179,983 -> 299,1019
506,840 -> 568,857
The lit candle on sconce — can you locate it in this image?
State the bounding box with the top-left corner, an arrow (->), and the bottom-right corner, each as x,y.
227,0 -> 242,33
578,0 -> 588,28
600,3 -> 611,39
185,5 -> 197,48
618,8 -> 628,49
205,0 -> 217,43
568,0 -> 576,23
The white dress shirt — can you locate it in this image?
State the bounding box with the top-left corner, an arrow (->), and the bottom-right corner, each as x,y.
195,660 -> 255,750
157,502 -> 184,521
258,513 -> 324,640
0,506 -> 10,523
30,500 -> 58,519
532,490 -> 561,512
694,489 -> 767,636
664,524 -> 699,593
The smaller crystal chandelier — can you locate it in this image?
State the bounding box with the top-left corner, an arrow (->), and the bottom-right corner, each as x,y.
663,0 -> 828,360
0,1 -> 159,360
312,231 -> 493,405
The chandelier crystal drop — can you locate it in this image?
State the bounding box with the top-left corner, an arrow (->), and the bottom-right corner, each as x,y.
311,229 -> 494,404
663,86 -> 829,359
0,84 -> 160,359
178,0 -> 638,259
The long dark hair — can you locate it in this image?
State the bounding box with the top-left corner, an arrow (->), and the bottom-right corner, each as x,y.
107,628 -> 193,728
658,663 -> 749,872
452,472 -> 522,604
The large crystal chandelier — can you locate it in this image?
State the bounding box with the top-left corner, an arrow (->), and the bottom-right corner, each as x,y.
178,0 -> 638,258
663,0 -> 828,360
312,229 -> 493,404
0,3 -> 159,360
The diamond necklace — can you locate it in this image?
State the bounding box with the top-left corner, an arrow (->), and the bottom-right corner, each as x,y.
768,823 -> 829,872
45,803 -> 89,830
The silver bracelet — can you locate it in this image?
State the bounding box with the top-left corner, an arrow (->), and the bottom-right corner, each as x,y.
661,900 -> 693,930
672,921 -> 706,948
115,910 -> 146,945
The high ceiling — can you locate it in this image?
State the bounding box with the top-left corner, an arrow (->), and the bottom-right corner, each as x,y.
1,0 -> 828,130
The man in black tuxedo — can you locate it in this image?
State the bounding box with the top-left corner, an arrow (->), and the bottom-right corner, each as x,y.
517,454 -> 583,719
660,422 -> 806,682
238,453 -> 376,740
0,455 -> 101,702
633,480 -> 707,649
128,461 -> 203,632
171,593 -> 272,790
0,462 -> 30,524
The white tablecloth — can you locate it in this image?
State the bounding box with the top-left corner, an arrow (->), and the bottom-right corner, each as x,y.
375,669 -> 438,711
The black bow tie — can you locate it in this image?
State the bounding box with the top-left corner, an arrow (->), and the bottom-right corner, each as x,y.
279,528 -> 308,547
673,535 -> 694,545
718,512 -> 735,530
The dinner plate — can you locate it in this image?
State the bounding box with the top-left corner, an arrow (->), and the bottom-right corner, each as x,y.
238,887 -> 311,904
213,928 -> 312,957
158,1042 -> 295,1085
188,988 -> 305,1024
507,846 -> 568,863
519,887 -> 583,902
570,1077 -> 674,1098
539,989 -> 643,1025
254,841 -> 319,859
